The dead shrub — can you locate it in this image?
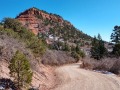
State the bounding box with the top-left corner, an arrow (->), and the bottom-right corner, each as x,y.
81,57 -> 120,74
41,50 -> 77,66
109,60 -> 120,74
80,58 -> 93,69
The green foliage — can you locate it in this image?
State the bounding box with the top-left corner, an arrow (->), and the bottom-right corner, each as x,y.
70,45 -> 75,51
36,14 -> 43,19
77,50 -> 86,59
63,42 -> 70,51
70,45 -> 85,60
75,45 -> 85,59
3,18 -> 22,32
48,41 -> 70,51
1,18 -> 46,56
111,26 -> 120,57
111,26 -> 120,44
44,19 -> 50,26
112,44 -> 120,57
28,39 -> 46,56
19,29 -> 46,56
53,14 -> 62,18
91,36 -> 97,46
17,7 -> 92,51
1,28 -> 20,38
8,50 -> 33,89
46,19 -> 92,44
71,51 -> 80,61
21,29 -> 46,56
91,34 -> 107,60
0,22 -> 3,26
75,44 -> 81,53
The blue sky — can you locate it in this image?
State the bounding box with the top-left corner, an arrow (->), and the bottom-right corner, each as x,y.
0,0 -> 120,41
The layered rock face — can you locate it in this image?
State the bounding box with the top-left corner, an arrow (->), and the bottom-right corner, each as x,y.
16,7 -> 66,35
17,8 -> 42,35
16,7 -> 92,43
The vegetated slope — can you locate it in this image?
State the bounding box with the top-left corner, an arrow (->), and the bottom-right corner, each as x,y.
0,28 -> 56,90
81,57 -> 120,75
16,7 -> 92,44
16,7 -> 89,65
41,50 -> 77,66
54,63 -> 120,90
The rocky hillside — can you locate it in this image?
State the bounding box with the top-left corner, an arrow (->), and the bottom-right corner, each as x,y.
0,29 -> 57,90
0,19 -> 79,89
16,7 -> 92,45
16,7 -> 65,35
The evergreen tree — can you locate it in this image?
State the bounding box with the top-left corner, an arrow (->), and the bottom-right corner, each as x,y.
91,34 -> 107,60
75,44 -> 86,59
8,50 -> 33,89
111,25 -> 120,44
111,26 -> 120,57
112,44 -> 120,57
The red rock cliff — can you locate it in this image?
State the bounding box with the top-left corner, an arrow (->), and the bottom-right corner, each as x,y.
16,7 -> 65,35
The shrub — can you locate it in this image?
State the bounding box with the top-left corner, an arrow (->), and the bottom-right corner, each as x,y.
71,51 -> 80,61
3,18 -> 22,32
41,50 -> 76,66
81,57 -> 120,75
63,42 -> 70,51
28,39 -> 46,56
8,50 -> 33,89
78,51 -> 86,59
1,18 -> 46,56
2,28 -> 19,38
109,60 -> 120,74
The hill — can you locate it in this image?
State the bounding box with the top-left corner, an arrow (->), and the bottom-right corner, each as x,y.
0,7 -> 92,89
16,7 -> 92,45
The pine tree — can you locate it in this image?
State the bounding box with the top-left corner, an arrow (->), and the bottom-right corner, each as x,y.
111,26 -> 120,57
111,25 -> 120,44
112,44 -> 120,57
91,34 -> 107,60
8,50 -> 33,89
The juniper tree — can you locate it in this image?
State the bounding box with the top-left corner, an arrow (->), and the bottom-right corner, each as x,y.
8,50 -> 33,89
3,18 -> 22,32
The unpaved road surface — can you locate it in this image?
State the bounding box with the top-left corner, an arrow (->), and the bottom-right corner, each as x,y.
54,63 -> 120,90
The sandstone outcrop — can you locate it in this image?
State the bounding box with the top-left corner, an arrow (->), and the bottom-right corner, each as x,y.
16,7 -> 67,35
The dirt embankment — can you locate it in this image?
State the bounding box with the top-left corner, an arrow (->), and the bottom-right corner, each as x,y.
0,35 -> 56,90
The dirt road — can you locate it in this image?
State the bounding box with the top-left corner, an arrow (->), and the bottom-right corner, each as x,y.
54,63 -> 120,90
